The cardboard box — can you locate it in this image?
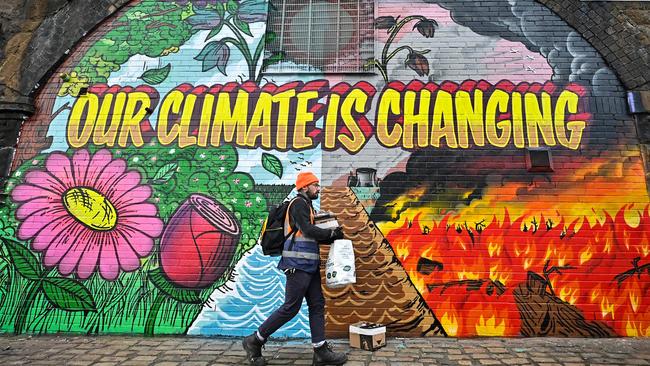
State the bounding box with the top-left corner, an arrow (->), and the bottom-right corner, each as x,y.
315,212 -> 339,230
349,322 -> 386,351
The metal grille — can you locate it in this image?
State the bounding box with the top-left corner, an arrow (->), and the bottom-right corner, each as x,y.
265,0 -> 374,73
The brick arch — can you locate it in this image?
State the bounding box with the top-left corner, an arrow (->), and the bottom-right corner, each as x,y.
536,0 -> 649,91
15,0 -> 132,97
4,0 -> 648,102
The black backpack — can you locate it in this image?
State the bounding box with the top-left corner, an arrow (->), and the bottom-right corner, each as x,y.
258,197 -> 302,256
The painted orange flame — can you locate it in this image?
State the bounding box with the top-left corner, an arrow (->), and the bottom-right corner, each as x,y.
385,206 -> 650,337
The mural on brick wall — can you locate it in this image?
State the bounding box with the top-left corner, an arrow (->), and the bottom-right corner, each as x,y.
0,0 -> 648,338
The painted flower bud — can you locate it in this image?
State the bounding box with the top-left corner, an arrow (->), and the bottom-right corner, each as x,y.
194,40 -> 230,74
238,0 -> 268,23
159,194 -> 241,289
414,19 -> 437,38
406,51 -> 430,77
375,16 -> 397,30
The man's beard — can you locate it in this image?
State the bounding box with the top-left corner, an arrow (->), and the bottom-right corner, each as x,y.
307,191 -> 319,200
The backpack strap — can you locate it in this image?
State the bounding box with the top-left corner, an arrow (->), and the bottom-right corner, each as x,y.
285,195 -> 309,252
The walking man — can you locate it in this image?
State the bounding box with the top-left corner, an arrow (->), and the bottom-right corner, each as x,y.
243,172 -> 348,366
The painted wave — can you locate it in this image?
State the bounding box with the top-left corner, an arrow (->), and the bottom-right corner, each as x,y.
188,244 -> 311,338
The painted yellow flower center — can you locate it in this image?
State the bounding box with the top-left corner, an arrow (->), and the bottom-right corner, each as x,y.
63,187 -> 117,231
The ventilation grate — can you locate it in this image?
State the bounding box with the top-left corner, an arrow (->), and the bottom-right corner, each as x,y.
265,0 -> 374,73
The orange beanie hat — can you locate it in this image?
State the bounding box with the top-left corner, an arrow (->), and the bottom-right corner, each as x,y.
295,172 -> 319,190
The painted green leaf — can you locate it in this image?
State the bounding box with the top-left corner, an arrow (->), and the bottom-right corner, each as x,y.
265,31 -> 276,45
139,63 -> 171,85
262,51 -> 285,69
41,278 -> 97,312
226,0 -> 239,14
151,162 -> 178,184
148,268 -> 203,304
216,3 -> 226,18
262,153 -> 283,178
2,237 -> 41,280
233,17 -> 252,37
206,23 -> 224,41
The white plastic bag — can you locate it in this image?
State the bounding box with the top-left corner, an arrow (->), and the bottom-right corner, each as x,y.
325,239 -> 356,288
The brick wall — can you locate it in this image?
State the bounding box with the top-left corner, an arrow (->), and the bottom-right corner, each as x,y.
0,0 -> 648,338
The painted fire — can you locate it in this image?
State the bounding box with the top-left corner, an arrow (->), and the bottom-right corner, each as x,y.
385,205 -> 650,337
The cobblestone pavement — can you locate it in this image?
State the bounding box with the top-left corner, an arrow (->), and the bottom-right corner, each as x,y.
1,335 -> 649,366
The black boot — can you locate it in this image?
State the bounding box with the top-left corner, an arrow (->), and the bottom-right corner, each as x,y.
312,341 -> 347,366
242,333 -> 266,366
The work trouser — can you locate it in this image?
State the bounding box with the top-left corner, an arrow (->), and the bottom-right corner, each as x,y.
257,269 -> 326,343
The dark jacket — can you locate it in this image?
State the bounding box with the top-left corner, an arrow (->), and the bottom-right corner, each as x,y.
277,192 -> 334,273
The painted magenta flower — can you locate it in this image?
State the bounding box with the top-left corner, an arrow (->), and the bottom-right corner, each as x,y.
11,149 -> 163,281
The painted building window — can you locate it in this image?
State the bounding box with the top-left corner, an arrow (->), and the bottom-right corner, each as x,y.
264,0 -> 375,73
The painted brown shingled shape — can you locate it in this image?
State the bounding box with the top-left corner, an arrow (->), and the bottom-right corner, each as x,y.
320,187 -> 446,338
514,272 -> 617,337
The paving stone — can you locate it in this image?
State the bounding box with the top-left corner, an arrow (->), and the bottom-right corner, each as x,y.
341,362 -> 366,366
129,355 -> 158,362
0,335 -> 648,366
99,355 -> 130,362
479,359 -> 503,365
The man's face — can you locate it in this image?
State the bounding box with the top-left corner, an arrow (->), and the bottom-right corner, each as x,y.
304,182 -> 320,199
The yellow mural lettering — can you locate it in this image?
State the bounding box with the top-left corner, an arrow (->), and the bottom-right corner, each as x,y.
65,81 -> 588,152
455,89 -> 485,148
68,93 -> 99,148
555,90 -> 585,150
246,92 -> 273,148
92,93 -> 120,147
431,90 -> 457,148
197,93 -> 215,147
525,92 -> 556,147
338,89 -> 368,153
118,91 -> 148,147
404,90 -> 430,149
176,93 -> 197,148
324,94 -> 341,149
376,88 -> 402,147
157,90 -> 184,145
485,89 -> 511,147
293,91 -> 318,150
511,92 -> 525,148
273,90 -> 295,150
211,90 -> 249,146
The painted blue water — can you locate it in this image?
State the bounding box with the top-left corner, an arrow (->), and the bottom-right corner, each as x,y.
188,244 -> 311,338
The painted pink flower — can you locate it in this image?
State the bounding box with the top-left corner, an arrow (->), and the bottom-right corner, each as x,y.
11,149 -> 163,281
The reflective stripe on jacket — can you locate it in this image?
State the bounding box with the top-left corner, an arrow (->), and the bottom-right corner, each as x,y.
277,196 -> 320,273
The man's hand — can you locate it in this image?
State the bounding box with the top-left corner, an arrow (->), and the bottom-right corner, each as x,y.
330,226 -> 344,241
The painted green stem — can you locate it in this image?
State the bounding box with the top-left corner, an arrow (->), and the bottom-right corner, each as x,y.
385,45 -> 414,64
144,292 -> 165,337
223,20 -> 256,80
14,280 -> 40,334
373,60 -> 389,83
252,37 -> 266,83
381,15 -> 427,65
377,15 -> 428,82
